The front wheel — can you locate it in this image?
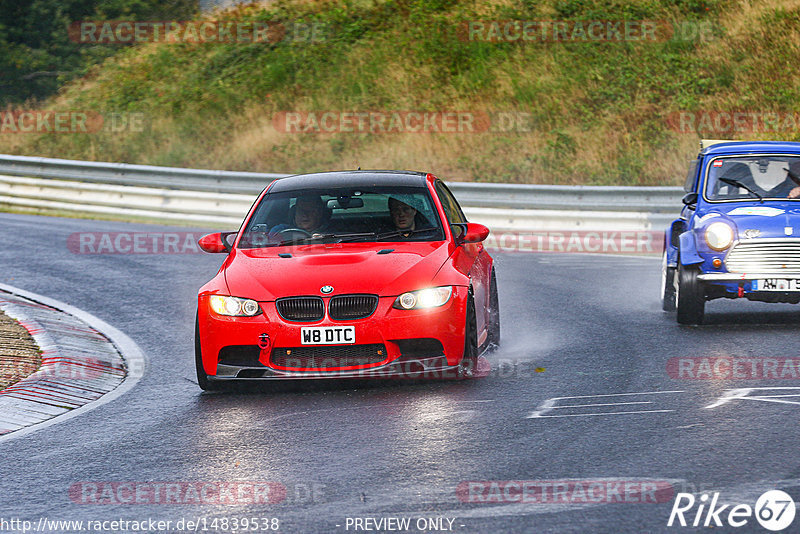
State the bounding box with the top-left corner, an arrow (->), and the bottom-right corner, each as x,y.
676,263 -> 705,325
661,250 -> 677,312
457,294 -> 479,379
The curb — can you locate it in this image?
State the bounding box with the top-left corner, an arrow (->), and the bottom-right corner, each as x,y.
0,283 -> 145,443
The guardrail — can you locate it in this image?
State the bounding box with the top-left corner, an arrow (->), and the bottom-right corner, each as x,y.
0,154 -> 683,232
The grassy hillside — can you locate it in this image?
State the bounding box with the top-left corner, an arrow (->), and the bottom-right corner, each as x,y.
2,0 -> 800,185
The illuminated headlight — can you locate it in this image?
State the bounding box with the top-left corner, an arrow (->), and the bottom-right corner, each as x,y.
705,222 -> 735,251
209,295 -> 261,316
393,286 -> 453,310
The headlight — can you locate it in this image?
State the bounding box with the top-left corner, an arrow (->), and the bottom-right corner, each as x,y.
393,286 -> 453,310
209,295 -> 261,316
705,222 -> 735,251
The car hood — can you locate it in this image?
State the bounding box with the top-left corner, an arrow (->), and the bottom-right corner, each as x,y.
696,202 -> 800,239
223,241 -> 453,300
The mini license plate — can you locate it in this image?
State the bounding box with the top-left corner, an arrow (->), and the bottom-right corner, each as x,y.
753,279 -> 800,291
301,326 -> 356,345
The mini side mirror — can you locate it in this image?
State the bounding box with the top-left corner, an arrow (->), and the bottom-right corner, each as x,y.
682,192 -> 698,206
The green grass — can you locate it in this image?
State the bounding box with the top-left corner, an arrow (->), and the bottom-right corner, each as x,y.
2,0 -> 800,185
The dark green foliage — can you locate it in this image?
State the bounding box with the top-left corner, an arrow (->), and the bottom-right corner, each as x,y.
0,0 -> 197,105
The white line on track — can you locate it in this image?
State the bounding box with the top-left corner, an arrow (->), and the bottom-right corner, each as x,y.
705,387 -> 800,409
527,391 -> 685,419
529,409 -> 675,418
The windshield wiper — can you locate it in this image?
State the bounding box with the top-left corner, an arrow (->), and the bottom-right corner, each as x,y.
373,227 -> 439,240
281,232 -> 378,245
277,228 -> 439,245
719,177 -> 763,202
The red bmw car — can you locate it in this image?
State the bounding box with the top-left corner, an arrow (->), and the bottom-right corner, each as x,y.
195,171 -> 499,389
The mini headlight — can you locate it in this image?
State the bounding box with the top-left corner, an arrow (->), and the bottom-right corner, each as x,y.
393,286 -> 453,310
209,295 -> 261,316
705,222 -> 734,251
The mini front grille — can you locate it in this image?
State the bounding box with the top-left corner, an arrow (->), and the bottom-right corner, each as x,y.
726,239 -> 800,274
329,294 -> 379,320
276,297 -> 324,322
270,344 -> 387,369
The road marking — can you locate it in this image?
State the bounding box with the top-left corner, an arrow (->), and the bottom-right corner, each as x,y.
705,387 -> 800,409
529,409 -> 674,419
553,401 -> 652,409
527,390 -> 684,419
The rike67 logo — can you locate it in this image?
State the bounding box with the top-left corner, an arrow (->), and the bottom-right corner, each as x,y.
668,490 -> 796,531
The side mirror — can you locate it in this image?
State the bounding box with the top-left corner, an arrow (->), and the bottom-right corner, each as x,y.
198,232 -> 236,253
453,223 -> 489,244
682,192 -> 698,207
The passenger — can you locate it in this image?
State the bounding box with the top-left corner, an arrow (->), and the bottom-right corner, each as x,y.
388,196 -> 419,234
786,161 -> 800,199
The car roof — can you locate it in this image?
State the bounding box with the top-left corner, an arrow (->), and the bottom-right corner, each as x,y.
701,141 -> 800,156
268,170 -> 430,192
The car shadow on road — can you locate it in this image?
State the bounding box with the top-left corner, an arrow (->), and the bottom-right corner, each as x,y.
675,309 -> 800,327
193,376 -> 484,397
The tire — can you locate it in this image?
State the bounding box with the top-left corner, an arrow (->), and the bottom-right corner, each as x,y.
661,250 -> 677,312
457,293 -> 479,379
195,315 -> 220,391
486,269 -> 501,349
676,263 -> 705,325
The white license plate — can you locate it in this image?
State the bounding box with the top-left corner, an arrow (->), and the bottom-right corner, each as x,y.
753,279 -> 800,291
301,326 -> 355,345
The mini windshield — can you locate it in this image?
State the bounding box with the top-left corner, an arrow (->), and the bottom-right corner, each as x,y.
705,155 -> 800,201
238,186 -> 445,248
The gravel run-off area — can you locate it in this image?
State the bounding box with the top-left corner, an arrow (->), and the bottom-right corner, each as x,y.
0,311 -> 41,390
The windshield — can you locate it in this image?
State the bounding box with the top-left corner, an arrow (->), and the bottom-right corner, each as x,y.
238,186 -> 444,248
705,155 -> 800,201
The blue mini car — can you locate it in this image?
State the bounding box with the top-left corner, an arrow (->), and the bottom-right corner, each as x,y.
663,140 -> 800,324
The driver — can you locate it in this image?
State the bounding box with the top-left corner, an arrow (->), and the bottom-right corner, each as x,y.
389,196 -> 417,233
786,161 -> 800,199
717,162 -> 761,198
271,195 -> 330,235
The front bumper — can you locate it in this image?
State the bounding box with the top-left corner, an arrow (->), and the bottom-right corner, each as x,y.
197,287 -> 469,378
695,272 -> 800,302
698,273 -> 800,281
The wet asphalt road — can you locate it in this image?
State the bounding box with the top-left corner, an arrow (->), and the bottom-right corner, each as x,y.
1,212 -> 800,534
